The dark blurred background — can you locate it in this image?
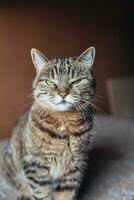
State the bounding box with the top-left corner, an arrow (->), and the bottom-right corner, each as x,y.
0,0 -> 134,138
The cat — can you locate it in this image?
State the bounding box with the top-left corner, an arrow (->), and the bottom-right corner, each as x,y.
0,46 -> 96,200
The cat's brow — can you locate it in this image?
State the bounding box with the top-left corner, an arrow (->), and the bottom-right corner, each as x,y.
38,78 -> 53,83
69,76 -> 88,82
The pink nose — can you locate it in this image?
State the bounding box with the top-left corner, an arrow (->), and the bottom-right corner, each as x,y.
59,92 -> 68,98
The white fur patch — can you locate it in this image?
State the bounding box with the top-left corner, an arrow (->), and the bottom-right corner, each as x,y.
52,94 -> 75,111
59,126 -> 65,132
54,102 -> 72,111
34,93 -> 76,112
50,162 -> 61,179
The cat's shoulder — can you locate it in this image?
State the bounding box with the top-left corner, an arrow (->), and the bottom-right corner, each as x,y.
12,111 -> 30,134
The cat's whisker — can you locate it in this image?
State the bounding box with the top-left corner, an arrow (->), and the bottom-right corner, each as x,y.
48,98 -> 54,104
22,102 -> 32,108
74,97 -> 101,129
73,98 -> 80,103
34,106 -> 44,124
78,102 -> 101,130
94,94 -> 104,100
87,112 -> 101,131
77,102 -> 91,124
80,99 -> 106,115
33,108 -> 42,123
92,113 -> 101,130
74,102 -> 87,124
89,102 -> 107,115
26,93 -> 34,99
78,102 -> 92,122
92,98 -> 105,104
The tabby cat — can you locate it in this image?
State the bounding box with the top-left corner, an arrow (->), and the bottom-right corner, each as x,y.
0,46 -> 96,200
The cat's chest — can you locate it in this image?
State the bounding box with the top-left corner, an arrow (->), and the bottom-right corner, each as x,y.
31,108 -> 85,138
28,110 -> 86,178
49,146 -> 73,179
42,135 -> 79,158
29,137 -> 80,179
49,137 -> 81,179
44,113 -> 84,137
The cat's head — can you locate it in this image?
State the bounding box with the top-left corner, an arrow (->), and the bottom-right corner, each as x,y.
31,47 -> 96,112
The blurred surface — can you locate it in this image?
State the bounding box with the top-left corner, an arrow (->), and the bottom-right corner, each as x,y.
0,0 -> 133,138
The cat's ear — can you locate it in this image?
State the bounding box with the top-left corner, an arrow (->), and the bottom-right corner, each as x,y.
75,46 -> 96,70
31,48 -> 49,72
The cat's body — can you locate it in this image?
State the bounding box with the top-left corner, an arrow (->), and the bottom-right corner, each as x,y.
0,47 -> 96,200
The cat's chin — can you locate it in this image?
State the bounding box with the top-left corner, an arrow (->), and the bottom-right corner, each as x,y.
34,98 -> 74,112
53,102 -> 73,112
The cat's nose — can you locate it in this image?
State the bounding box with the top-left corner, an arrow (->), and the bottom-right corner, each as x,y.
59,92 -> 68,98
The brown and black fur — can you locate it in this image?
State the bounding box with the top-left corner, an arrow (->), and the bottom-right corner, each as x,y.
0,47 -> 96,200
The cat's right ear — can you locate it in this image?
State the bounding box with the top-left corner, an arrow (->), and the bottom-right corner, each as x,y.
31,48 -> 49,73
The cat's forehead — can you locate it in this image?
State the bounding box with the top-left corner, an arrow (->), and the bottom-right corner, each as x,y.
38,56 -> 87,80
41,57 -> 78,75
51,57 -> 76,67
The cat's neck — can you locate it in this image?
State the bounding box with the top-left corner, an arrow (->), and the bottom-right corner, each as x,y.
30,101 -> 92,125
30,102 -> 79,120
28,101 -> 92,138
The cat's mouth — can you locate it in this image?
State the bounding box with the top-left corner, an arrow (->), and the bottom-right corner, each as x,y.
57,99 -> 71,105
53,95 -> 75,111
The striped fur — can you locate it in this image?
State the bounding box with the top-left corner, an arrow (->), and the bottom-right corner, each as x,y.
0,47 -> 96,200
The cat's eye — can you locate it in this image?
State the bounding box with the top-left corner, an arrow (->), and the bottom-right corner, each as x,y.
74,79 -> 82,84
45,80 -> 55,86
71,79 -> 82,85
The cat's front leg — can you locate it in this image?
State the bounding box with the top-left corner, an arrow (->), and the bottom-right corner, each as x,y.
54,168 -> 81,200
55,189 -> 76,200
23,162 -> 54,200
31,185 -> 53,200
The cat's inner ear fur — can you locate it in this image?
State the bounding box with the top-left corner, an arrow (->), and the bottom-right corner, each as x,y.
75,46 -> 96,70
31,48 -> 49,72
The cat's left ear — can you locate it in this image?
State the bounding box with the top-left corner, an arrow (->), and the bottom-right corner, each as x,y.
75,46 -> 96,70
31,48 -> 50,73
